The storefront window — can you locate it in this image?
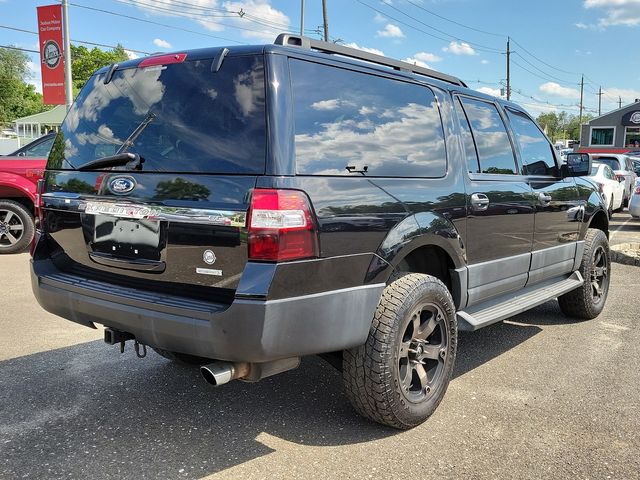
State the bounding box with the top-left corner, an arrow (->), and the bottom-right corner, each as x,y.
590,127 -> 614,146
625,127 -> 640,148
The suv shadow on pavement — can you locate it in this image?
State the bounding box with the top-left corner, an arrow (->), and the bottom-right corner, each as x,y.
0,314 -> 545,478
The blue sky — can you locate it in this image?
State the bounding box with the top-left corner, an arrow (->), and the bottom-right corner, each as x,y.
1,0 -> 639,118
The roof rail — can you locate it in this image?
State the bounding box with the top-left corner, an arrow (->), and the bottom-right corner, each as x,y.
274,33 -> 466,88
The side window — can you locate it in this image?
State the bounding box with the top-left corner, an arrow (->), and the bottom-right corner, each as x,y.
505,108 -> 557,176
26,137 -> 54,158
605,166 -> 614,180
290,59 -> 447,177
454,98 -> 479,173
459,97 -> 517,175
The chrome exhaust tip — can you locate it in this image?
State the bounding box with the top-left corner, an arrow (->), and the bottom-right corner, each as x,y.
200,361 -> 250,386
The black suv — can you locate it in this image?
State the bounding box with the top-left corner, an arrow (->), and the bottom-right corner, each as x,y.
31,34 -> 610,429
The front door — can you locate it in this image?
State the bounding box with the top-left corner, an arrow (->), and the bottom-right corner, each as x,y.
455,96 -> 535,307
504,107 -> 580,285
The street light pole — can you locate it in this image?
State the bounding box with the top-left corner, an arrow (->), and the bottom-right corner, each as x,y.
61,0 -> 73,111
300,0 -> 304,36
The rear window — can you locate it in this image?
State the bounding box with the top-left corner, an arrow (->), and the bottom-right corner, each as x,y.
595,157 -> 621,171
49,55 -> 266,173
290,59 -> 447,177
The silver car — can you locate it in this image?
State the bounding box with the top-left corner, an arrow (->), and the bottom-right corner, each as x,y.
629,178 -> 640,218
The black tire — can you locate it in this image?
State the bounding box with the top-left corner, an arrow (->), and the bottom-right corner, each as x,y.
0,200 -> 35,254
343,273 -> 457,429
558,228 -> 610,320
607,196 -> 613,218
152,347 -> 208,366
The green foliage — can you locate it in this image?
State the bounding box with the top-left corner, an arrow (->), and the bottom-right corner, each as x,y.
0,47 -> 50,124
70,44 -> 130,94
536,111 -> 593,142
154,178 -> 211,201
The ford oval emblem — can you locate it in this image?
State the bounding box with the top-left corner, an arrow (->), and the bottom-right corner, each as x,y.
108,176 -> 137,195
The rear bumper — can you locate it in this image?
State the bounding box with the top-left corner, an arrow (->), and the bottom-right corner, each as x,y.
31,258 -> 384,363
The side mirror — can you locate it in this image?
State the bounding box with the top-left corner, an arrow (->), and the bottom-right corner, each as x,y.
17,152 -> 26,157
562,153 -> 591,177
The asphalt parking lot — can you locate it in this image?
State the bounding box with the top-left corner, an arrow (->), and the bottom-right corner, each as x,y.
1,213 -> 639,480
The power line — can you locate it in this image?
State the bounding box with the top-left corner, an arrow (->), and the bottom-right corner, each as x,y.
403,0 -> 505,38
0,44 -> 40,54
513,52 -> 578,86
0,24 -> 150,54
68,2 -> 246,44
353,0 -> 502,54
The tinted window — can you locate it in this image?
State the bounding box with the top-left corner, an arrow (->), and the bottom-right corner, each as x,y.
291,59 -> 447,177
454,98 -> 479,173
591,128 -> 614,146
506,108 -> 557,176
50,56 -> 266,173
26,136 -> 54,157
460,97 -> 517,175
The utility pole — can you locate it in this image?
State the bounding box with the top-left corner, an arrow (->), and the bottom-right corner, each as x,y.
300,0 -> 304,36
61,0 -> 73,111
578,74 -> 584,125
506,37 -> 510,101
619,96 -> 623,109
321,0 -> 329,42
597,86 -> 603,116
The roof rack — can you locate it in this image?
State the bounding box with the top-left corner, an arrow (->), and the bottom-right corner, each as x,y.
274,33 -> 466,88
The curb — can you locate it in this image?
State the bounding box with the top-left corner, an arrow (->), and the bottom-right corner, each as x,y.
610,243 -> 640,267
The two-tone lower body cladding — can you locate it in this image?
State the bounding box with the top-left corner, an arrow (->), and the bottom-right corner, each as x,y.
31,241 -> 385,363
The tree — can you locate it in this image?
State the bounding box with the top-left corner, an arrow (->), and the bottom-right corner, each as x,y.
537,111 -> 590,142
0,47 -> 50,124
70,44 -> 130,94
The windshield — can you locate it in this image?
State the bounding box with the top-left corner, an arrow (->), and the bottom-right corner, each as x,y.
596,158 -> 621,171
590,166 -> 599,176
48,55 -> 266,173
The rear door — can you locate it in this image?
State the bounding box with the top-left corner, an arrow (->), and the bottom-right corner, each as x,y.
455,96 -> 535,307
503,107 -> 580,285
41,52 -> 266,299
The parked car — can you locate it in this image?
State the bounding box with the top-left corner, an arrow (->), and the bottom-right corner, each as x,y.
0,135 -> 52,253
628,178 -> 640,218
30,34 -> 611,429
590,154 -> 637,207
587,163 -> 625,215
3,132 -> 55,158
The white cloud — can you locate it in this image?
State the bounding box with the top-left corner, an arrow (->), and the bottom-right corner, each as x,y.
373,12 -> 386,23
584,0 -> 640,27
124,50 -> 139,60
377,24 -> 405,38
413,51 -> 442,63
442,41 -> 476,55
575,22 -> 589,28
481,59 -> 489,64
476,86 -> 502,97
311,99 -> 341,111
604,87 -> 640,105
26,60 -> 42,94
539,82 -> 581,99
403,57 -> 430,69
344,42 -> 384,56
153,38 -> 172,49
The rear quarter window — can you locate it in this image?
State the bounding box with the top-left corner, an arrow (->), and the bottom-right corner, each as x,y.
290,59 -> 447,177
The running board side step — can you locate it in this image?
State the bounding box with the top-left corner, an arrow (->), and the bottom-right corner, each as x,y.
457,271 -> 584,331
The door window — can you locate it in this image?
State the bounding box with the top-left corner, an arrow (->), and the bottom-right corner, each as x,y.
506,108 -> 557,176
459,97 -> 517,175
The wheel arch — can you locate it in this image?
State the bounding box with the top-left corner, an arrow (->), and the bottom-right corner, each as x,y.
0,185 -> 35,215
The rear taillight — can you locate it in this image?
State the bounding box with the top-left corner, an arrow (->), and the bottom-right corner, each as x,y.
635,185 -> 640,195
615,174 -> 625,182
248,189 -> 319,261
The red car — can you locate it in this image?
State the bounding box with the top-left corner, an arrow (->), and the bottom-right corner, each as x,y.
0,133 -> 54,253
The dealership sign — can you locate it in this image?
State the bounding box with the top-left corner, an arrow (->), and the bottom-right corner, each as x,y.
622,110 -> 640,126
37,5 -> 65,105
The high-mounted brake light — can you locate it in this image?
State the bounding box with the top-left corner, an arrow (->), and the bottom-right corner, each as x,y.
248,189 -> 319,261
139,53 -> 187,68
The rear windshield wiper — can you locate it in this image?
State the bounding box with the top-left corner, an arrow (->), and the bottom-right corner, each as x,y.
77,152 -> 143,171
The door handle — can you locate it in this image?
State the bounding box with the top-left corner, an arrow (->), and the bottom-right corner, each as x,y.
470,193 -> 490,211
538,192 -> 552,205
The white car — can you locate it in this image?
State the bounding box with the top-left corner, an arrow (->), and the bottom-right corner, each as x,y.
587,162 -> 625,214
590,154 -> 638,207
